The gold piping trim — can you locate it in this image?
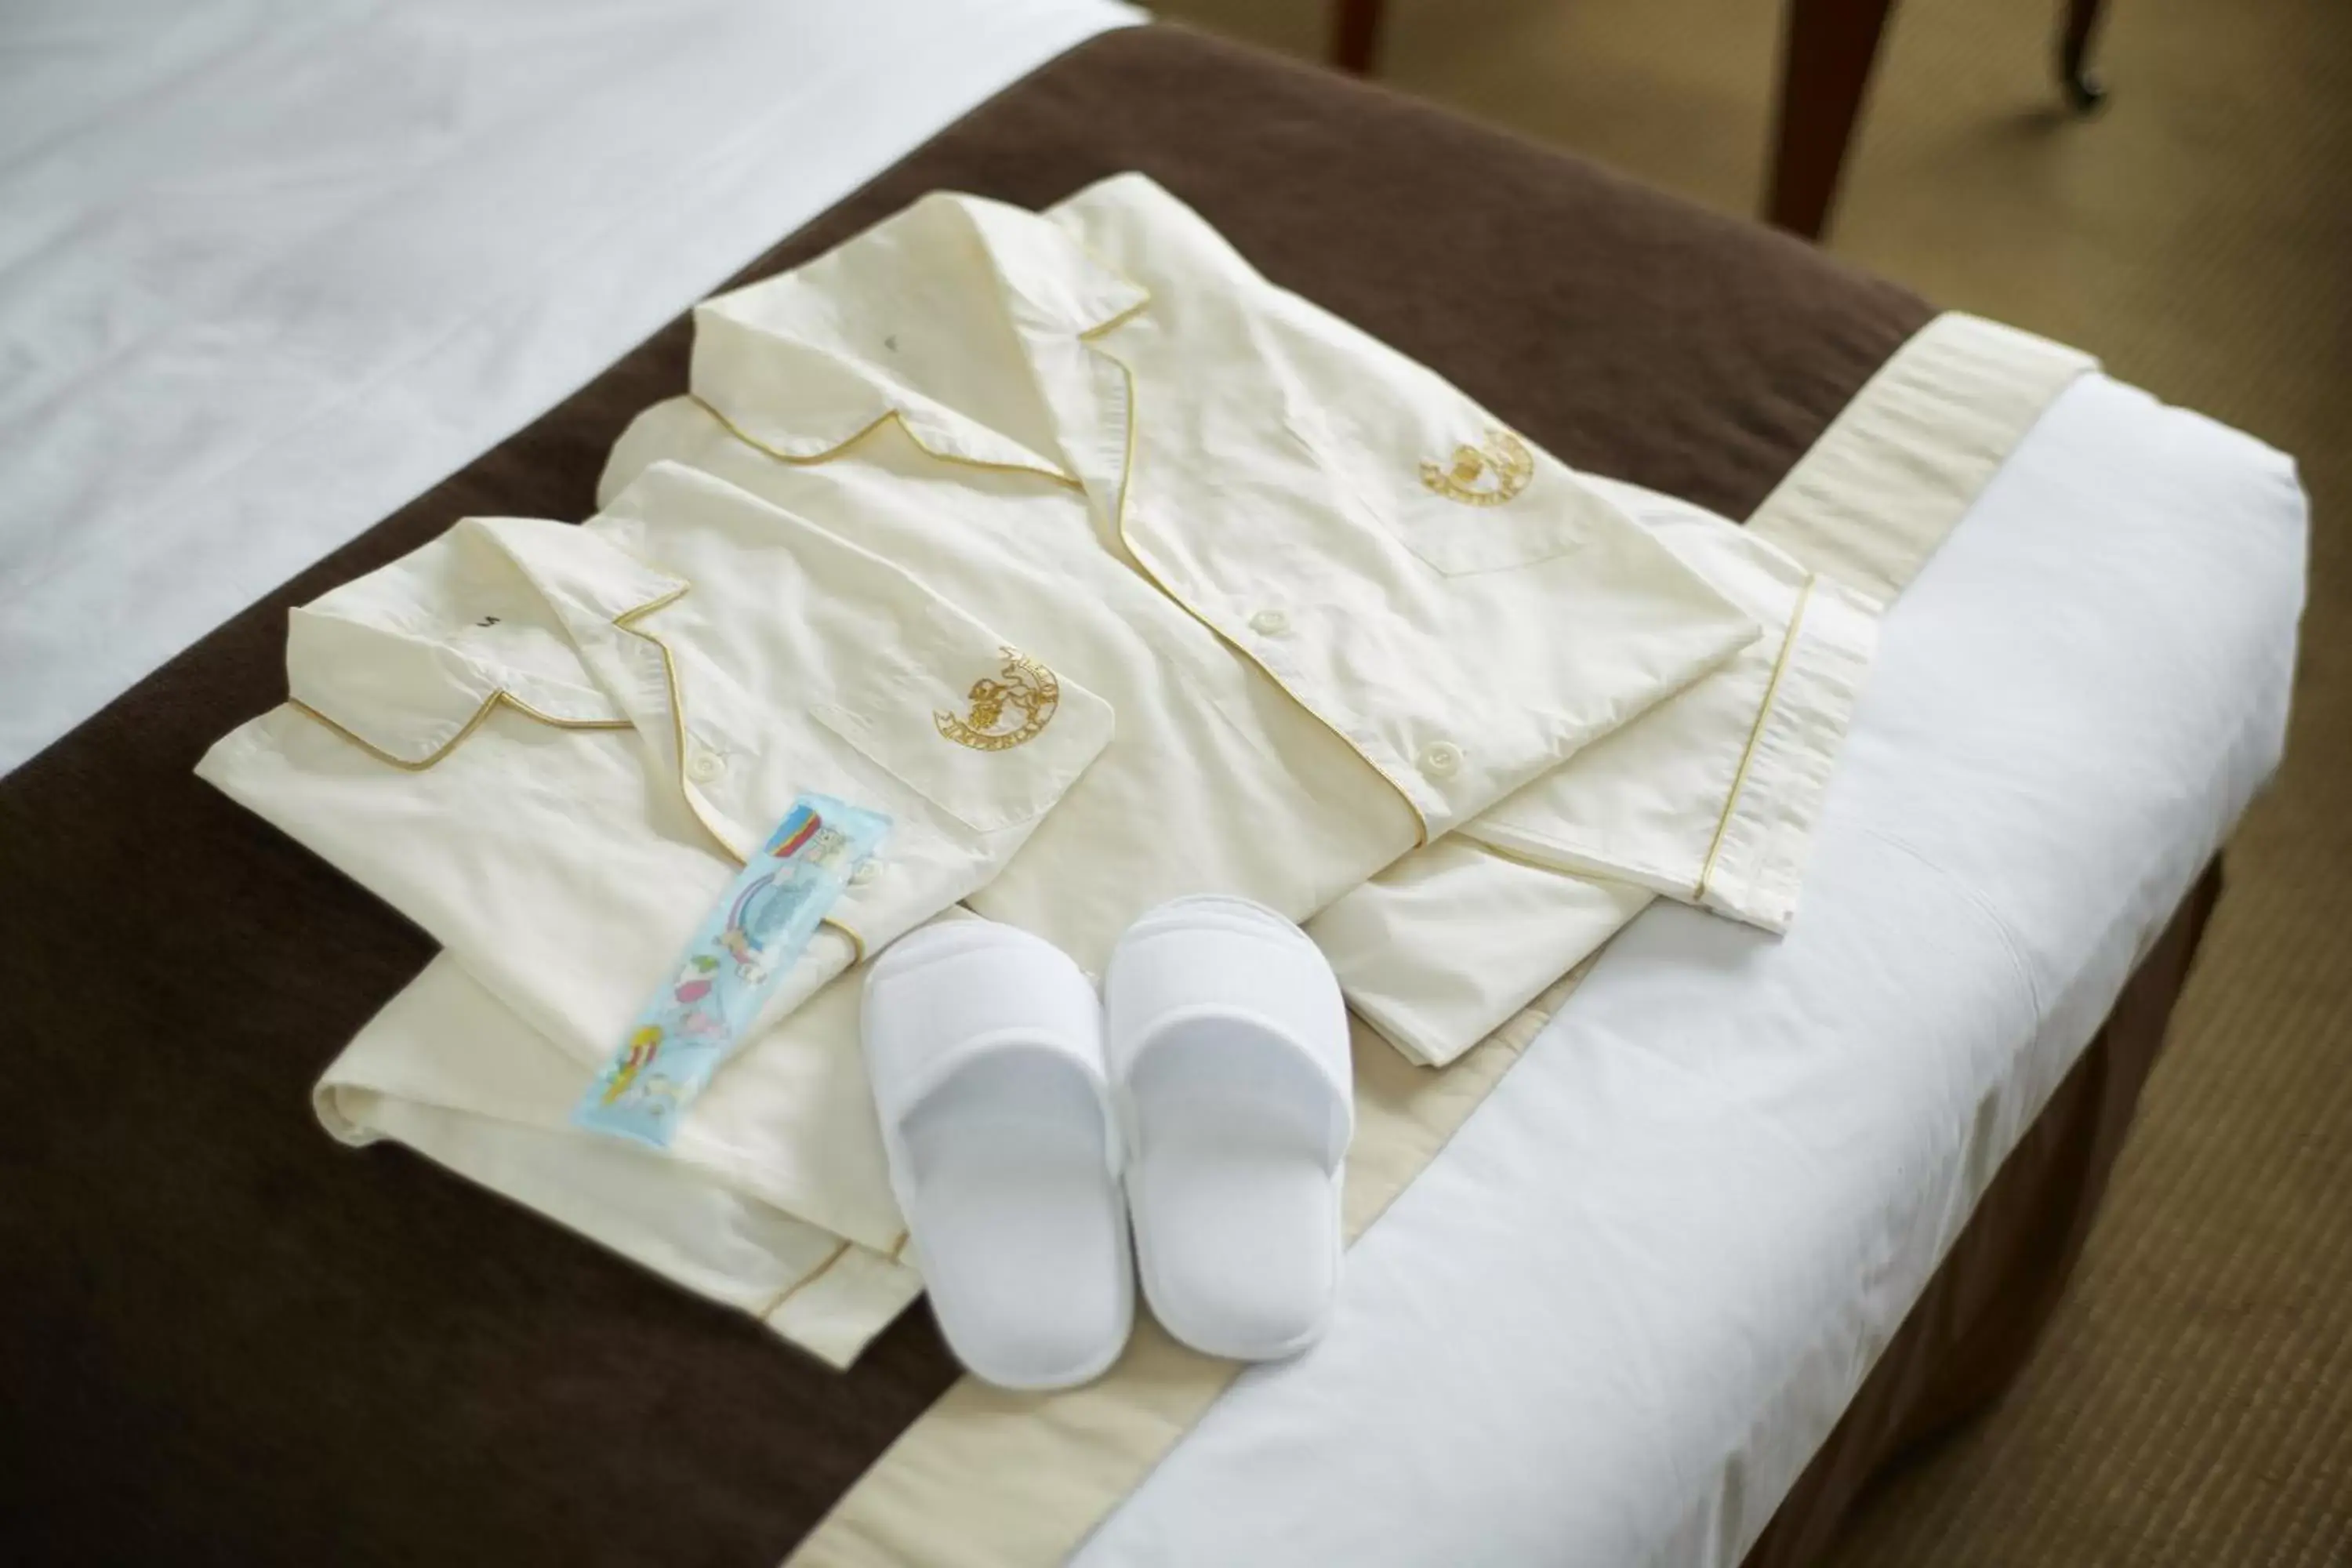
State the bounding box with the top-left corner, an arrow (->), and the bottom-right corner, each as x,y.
610,589 -> 867,963
755,1238 -> 855,1320
827,920 -> 868,967
887,1229 -> 912,1261
1457,831 -> 1632,884
291,583 -> 866,958
612,585 -> 734,862
1693,575 -> 1818,903
1082,329 -> 1433,848
290,691 -> 633,770
1079,293 -> 1151,341
291,579 -> 696,770
685,394 -> 1083,491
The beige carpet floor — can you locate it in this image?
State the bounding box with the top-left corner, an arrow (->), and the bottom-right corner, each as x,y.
1155,2 -> 2351,1561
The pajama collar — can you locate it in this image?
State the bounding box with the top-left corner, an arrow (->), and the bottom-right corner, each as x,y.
688,190 -> 1149,487
285,517 -> 685,767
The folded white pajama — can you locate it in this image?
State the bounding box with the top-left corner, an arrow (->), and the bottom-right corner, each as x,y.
1316,483 -> 1883,1065
206,173 -> 1777,1362
1320,314 -> 2100,1065
198,462 -> 1119,1073
318,952 -> 924,1369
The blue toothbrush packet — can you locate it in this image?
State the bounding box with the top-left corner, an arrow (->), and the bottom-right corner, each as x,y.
573,793 -> 890,1148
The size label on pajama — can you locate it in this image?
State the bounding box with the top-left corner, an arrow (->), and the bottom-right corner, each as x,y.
573,793 -> 890,1149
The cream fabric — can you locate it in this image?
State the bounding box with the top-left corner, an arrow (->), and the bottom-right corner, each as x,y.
695,175 -> 1761,843
782,308 -> 2099,1566
1319,481 -> 1883,1065
198,461 -> 1116,1063
1458,488 -> 1880,928
213,174 -> 1777,1365
1320,314 -> 2099,1065
641,171 -> 1857,1068
329,954 -> 924,1370
198,466 -> 1134,1364
1747,310 -> 2097,597
615,173 -> 1770,971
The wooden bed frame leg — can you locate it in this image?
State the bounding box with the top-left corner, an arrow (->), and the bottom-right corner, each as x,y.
1334,0 -> 1385,75
2059,0 -> 2111,112
1765,0 -> 1900,242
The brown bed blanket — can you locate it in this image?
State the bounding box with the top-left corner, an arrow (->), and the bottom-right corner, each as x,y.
2,24 -> 2179,1567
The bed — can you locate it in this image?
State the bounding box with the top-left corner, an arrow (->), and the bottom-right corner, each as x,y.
0,0 -> 1143,775
0,9 -> 2307,1566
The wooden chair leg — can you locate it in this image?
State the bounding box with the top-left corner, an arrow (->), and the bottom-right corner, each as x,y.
1764,0 -> 1900,242
1334,0 -> 1385,75
2059,0 -> 2110,112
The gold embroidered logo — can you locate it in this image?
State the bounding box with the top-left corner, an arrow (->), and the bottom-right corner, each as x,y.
935,648 -> 1060,752
1420,428 -> 1534,506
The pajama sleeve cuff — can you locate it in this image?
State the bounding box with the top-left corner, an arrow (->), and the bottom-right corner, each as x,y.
1686,572 -> 1881,931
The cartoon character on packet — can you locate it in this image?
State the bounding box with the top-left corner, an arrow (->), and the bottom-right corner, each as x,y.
601,958 -> 729,1107
601,1024 -> 667,1105
716,808 -> 852,983
572,793 -> 887,1145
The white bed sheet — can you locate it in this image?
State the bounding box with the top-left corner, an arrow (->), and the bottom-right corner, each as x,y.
0,0 -> 1139,775
1073,375 -> 2307,1567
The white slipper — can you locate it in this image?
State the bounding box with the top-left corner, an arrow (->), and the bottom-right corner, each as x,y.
1104,895 -> 1353,1361
861,917 -> 1131,1390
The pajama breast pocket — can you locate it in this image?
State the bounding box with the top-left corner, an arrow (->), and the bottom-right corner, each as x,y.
809,597 -> 1116,839
1285,392 -> 1590,578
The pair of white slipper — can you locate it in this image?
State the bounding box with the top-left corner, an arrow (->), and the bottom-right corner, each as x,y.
862,895 -> 1353,1390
